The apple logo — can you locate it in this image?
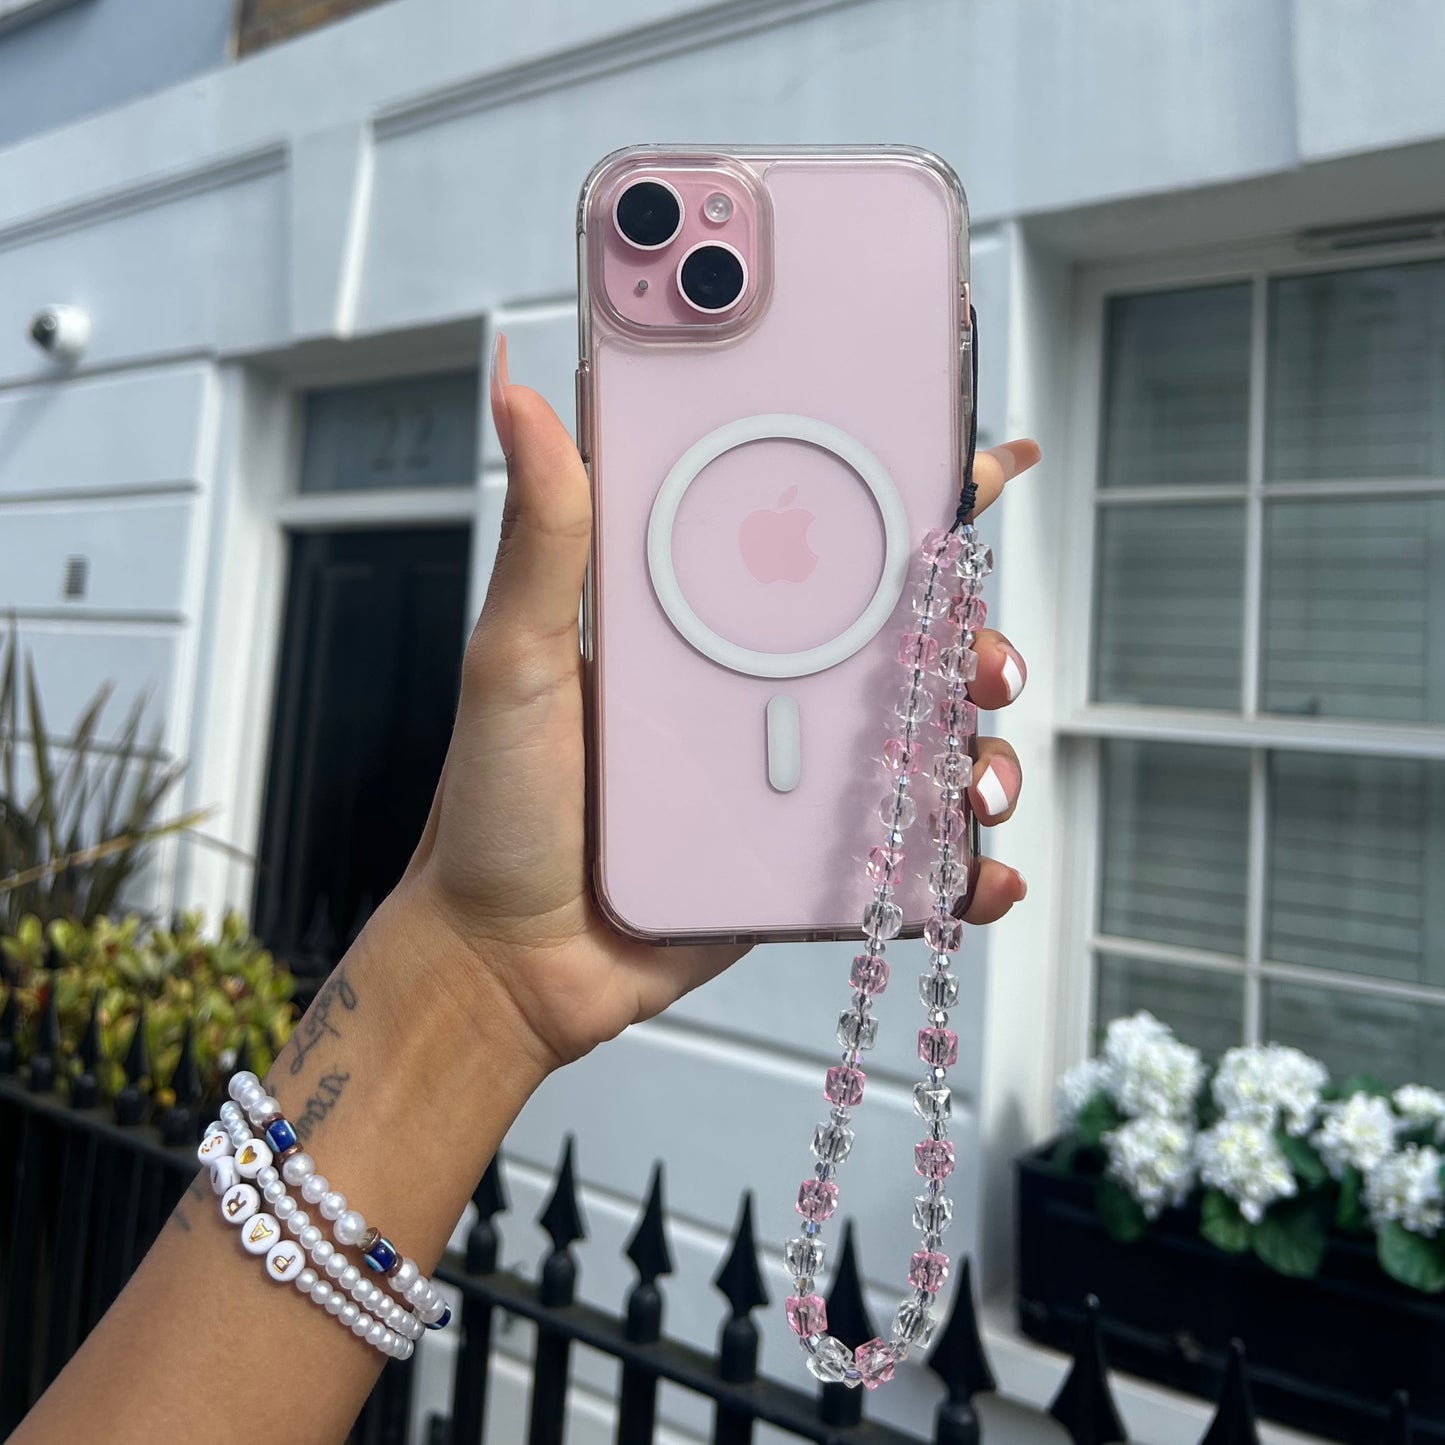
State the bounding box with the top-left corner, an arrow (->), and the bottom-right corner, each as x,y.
738,486 -> 819,584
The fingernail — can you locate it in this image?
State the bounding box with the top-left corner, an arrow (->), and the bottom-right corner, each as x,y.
973,756 -> 1020,820
1001,647 -> 1027,702
489,330 -> 514,459
991,443 -> 1018,479
1014,869 -> 1028,897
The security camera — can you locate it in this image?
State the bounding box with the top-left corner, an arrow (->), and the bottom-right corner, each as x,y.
28,305 -> 91,361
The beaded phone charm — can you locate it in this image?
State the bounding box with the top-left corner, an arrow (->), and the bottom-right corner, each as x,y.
784,309 -> 988,1391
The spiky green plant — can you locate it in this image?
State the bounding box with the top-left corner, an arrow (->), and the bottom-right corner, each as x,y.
1,911 -> 296,1104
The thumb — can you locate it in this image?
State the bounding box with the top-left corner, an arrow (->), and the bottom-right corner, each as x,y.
477,335 -> 592,679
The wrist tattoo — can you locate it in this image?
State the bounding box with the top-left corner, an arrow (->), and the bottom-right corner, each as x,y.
294,1070 -> 351,1144
289,964 -> 359,1074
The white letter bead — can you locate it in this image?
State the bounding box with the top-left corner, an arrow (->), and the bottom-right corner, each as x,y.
265,1241 -> 305,1283
234,1139 -> 273,1178
209,1157 -> 239,1195
197,1133 -> 233,1163
240,1213 -> 282,1255
282,1153 -> 316,1186
301,1175 -> 329,1204
220,1183 -> 261,1226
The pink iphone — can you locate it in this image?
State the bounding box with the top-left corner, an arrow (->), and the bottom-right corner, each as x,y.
577,145 -> 972,944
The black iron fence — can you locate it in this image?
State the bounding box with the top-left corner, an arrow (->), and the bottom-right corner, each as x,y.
0,993 -> 1419,1444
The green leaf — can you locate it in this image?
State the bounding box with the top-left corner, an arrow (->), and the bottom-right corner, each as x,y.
1336,1167 -> 1367,1233
1276,1131 -> 1329,1187
1075,1093 -> 1123,1149
1335,1074 -> 1392,1101
1250,1196 -> 1328,1279
1377,1221 -> 1445,1294
1095,1177 -> 1148,1243
1201,1189 -> 1250,1254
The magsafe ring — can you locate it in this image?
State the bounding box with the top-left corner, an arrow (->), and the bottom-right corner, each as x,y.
647,414 -> 909,678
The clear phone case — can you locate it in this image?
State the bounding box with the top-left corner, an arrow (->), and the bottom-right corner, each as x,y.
578,145 -> 971,944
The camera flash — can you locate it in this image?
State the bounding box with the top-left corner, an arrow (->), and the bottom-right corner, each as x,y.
703,191 -> 734,224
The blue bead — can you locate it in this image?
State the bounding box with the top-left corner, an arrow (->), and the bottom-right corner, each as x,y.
265,1119 -> 298,1154
364,1236 -> 398,1274
424,1303 -> 451,1331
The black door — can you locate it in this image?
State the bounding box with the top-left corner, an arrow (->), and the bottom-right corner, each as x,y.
255,527 -> 470,979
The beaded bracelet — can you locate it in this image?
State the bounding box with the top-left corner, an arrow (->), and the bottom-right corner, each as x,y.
199,1119 -> 413,1358
224,1070 -> 451,1330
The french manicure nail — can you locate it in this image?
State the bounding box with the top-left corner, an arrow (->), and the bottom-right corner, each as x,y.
489,331 -> 513,459
973,758 -> 1019,819
1002,648 -> 1027,701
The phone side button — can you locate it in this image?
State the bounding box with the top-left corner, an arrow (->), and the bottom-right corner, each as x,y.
575,363 -> 592,462
765,694 -> 802,793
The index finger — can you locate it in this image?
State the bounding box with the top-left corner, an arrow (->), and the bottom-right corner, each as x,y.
970,439 -> 1041,517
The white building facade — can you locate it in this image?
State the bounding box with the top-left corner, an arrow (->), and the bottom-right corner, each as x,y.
2,1 -> 1444,1439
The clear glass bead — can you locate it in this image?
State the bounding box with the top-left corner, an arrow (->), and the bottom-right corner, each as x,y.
812,1119 -> 854,1165
936,645 -> 979,684
933,697 -> 978,737
895,685 -> 934,725
862,900 -> 903,941
923,914 -> 964,953
913,1193 -> 953,1235
878,792 -> 916,832
957,542 -> 993,579
865,846 -> 903,884
918,1027 -> 959,1068
785,1236 -> 826,1280
806,1336 -> 853,1384
913,1082 -> 952,1121
836,1011 -> 878,1052
898,632 -> 940,673
911,586 -> 948,621
893,1300 -> 936,1349
850,954 -> 890,995
928,858 -> 967,900
920,971 -> 960,1009
881,738 -> 919,777
932,751 -> 973,794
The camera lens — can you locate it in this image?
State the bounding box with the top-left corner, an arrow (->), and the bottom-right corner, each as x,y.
677,243 -> 747,313
614,179 -> 683,250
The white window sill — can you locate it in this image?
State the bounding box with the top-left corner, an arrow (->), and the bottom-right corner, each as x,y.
980,1299 -> 1327,1445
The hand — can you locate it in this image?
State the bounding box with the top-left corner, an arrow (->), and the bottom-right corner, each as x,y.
398,336 -> 1039,1072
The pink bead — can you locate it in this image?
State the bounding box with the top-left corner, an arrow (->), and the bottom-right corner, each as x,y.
796,1179 -> 839,1221
914,1139 -> 956,1180
855,1338 -> 898,1389
865,846 -> 904,883
909,1250 -> 950,1293
923,915 -> 964,954
898,632 -> 940,672
825,1066 -> 865,1107
934,698 -> 978,737
949,594 -> 987,630
881,738 -> 919,776
849,954 -> 890,995
929,807 -> 968,846
785,1293 -> 828,1335
918,1027 -> 959,1068
921,530 -> 963,567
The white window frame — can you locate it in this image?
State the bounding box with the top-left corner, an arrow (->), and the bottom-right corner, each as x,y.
1057,234 -> 1445,1070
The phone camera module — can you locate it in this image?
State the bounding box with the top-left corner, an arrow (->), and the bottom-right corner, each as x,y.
614,179 -> 684,250
677,243 -> 747,314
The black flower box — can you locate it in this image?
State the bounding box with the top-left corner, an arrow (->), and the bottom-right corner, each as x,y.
1016,1144 -> 1445,1442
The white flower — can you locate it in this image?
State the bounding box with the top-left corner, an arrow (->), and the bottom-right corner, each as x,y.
1055,1058 -> 1111,1130
1211,1044 -> 1327,1137
1393,1085 -> 1445,1139
1365,1145 -> 1445,1238
1195,1119 -> 1297,1224
1313,1093 -> 1399,1179
1102,1012 -> 1204,1120
1103,1116 -> 1197,1219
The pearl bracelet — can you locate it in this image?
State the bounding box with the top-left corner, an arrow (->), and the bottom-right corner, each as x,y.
199,1119 -> 413,1358
223,1070 -> 451,1330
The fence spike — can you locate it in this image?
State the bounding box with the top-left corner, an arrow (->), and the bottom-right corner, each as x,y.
114,1004 -> 149,1126
537,1134 -> 586,1253
714,1190 -> 769,1318
474,1151 -> 509,1220
161,1018 -> 202,1146
71,990 -> 104,1109
28,982 -> 61,1093
824,1220 -> 875,1348
928,1255 -> 996,1399
625,1162 -> 673,1287
0,985 -> 20,1076
1200,1340 -> 1259,1445
1387,1390 -> 1412,1445
1048,1296 -> 1128,1445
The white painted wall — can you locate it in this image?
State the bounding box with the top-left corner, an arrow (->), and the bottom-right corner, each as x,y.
2,1 -> 1444,1439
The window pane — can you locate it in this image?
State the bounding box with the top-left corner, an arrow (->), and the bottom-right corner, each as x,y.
1100,741 -> 1250,956
1262,497 -> 1445,723
301,372 -> 479,493
1266,752 -> 1445,987
1093,504 -> 1245,708
1264,980 -> 1445,1090
1096,953 -> 1244,1057
1267,260 -> 1445,482
1100,284 -> 1252,488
